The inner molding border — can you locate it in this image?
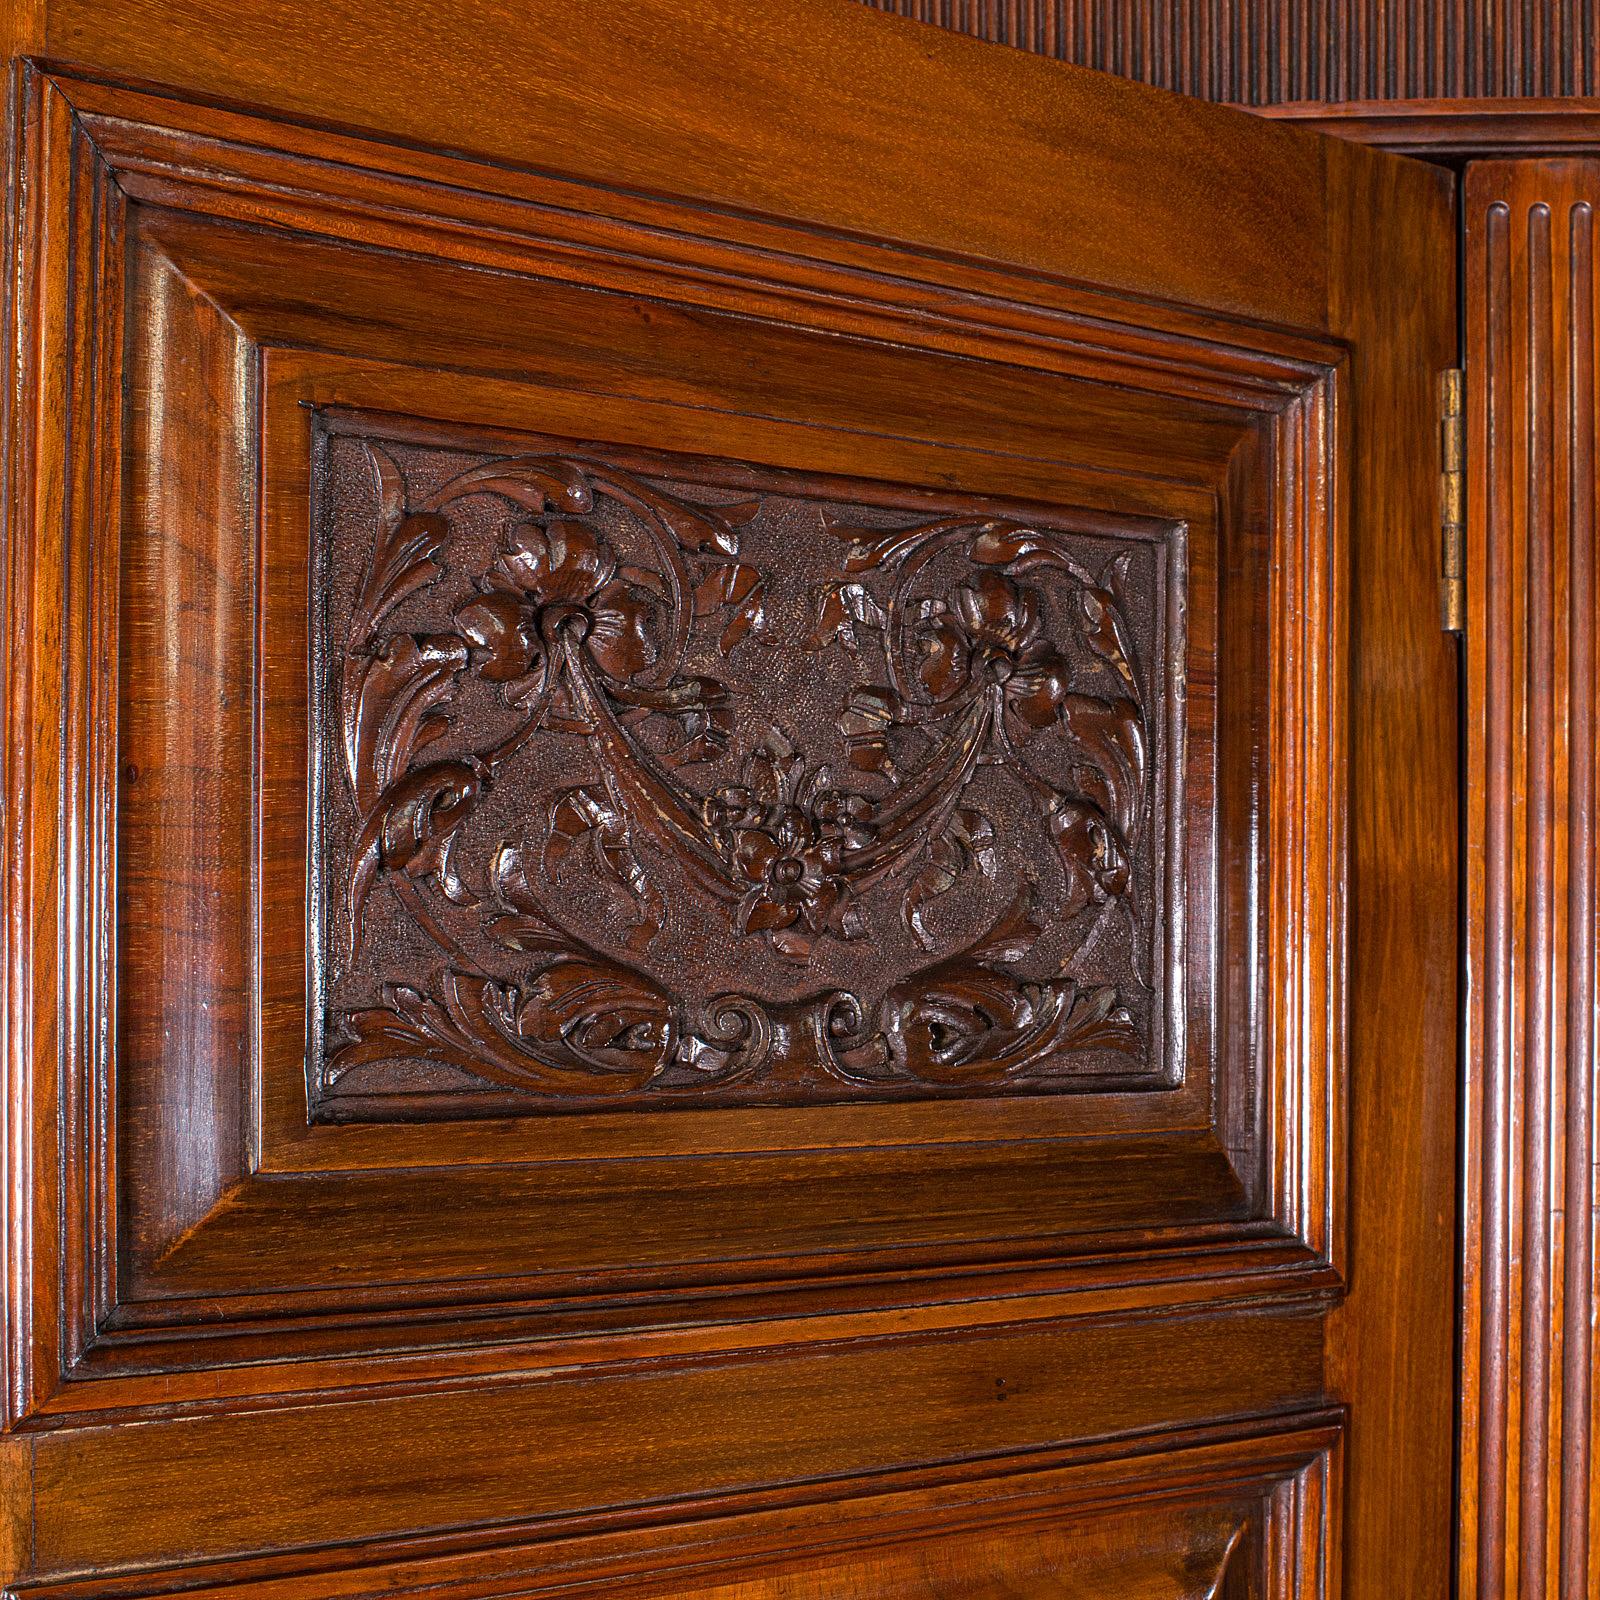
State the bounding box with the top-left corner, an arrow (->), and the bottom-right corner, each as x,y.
0,1420 -> 1340,1600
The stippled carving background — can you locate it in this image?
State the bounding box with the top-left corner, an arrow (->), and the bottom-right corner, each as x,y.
310,419 -> 1177,1118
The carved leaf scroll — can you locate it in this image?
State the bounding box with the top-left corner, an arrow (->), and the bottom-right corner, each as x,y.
315,425 -> 1167,1113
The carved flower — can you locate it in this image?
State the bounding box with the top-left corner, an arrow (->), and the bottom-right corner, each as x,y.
729,804 -> 850,959
809,787 -> 877,846
916,572 -> 1071,731
704,766 -> 875,961
456,519 -> 662,689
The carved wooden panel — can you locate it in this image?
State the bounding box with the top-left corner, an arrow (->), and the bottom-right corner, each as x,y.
314,419 -> 1173,1116
853,0 -> 1598,102
0,0 -> 1457,1591
1461,157 -> 1600,1600
35,62 -> 1352,1371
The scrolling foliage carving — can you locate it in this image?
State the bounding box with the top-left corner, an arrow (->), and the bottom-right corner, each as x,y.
313,423 -> 1172,1115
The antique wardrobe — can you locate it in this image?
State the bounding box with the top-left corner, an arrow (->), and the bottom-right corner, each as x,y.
0,0 -> 1589,1595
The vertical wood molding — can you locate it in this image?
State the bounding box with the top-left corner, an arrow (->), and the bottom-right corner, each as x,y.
855,1 -> 1598,103
1464,157 -> 1600,1600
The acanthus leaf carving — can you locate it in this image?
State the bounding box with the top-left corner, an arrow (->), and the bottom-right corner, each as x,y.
317,426 -> 1168,1112
821,893 -> 1138,1085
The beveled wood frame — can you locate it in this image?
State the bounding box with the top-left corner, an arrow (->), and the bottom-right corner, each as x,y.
0,0 -> 1476,1575
0,64 -> 1354,1432
0,65 -> 1356,1440
7,1418 -> 1341,1600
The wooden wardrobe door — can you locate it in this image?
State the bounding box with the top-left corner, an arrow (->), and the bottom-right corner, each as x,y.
0,2 -> 1457,1595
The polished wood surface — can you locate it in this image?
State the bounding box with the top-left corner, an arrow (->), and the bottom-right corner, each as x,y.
835,25 -> 1600,1600
1462,156 -> 1600,1600
0,0 -> 1457,1594
1256,98 -> 1600,157
853,2 -> 1600,159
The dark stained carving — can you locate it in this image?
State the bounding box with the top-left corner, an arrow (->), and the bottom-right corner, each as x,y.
313,421 -> 1173,1115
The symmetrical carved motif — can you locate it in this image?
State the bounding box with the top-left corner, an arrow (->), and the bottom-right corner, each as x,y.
313,422 -> 1171,1113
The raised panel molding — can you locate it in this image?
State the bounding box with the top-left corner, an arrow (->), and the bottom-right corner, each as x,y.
0,0 -> 1461,1589
3,1423 -> 1339,1600
0,65 -> 1345,1430
854,0 -> 1598,103
1462,158 -> 1600,1600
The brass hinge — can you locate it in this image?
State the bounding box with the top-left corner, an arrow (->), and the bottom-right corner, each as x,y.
1439,368 -> 1466,634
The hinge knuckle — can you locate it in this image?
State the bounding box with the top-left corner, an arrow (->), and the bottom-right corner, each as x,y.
1439,368 -> 1466,634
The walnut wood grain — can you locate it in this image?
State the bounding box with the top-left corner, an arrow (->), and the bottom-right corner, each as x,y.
851,3 -> 1600,160
1462,157 -> 1600,1600
1255,97 -> 1600,156
10,1422 -> 1340,1599
1321,129 -> 1460,1600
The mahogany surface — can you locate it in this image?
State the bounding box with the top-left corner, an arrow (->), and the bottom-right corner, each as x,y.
0,0 -> 1458,1594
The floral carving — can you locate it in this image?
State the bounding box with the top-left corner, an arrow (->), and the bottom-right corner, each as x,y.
456,518 -> 664,687
823,895 -> 1142,1085
917,572 -> 1069,727
319,430 -> 1165,1112
810,513 -> 1149,946
704,738 -> 872,960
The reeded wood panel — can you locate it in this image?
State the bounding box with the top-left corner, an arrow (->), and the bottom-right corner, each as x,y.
854,0 -> 1599,102
1462,157 -> 1600,1600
